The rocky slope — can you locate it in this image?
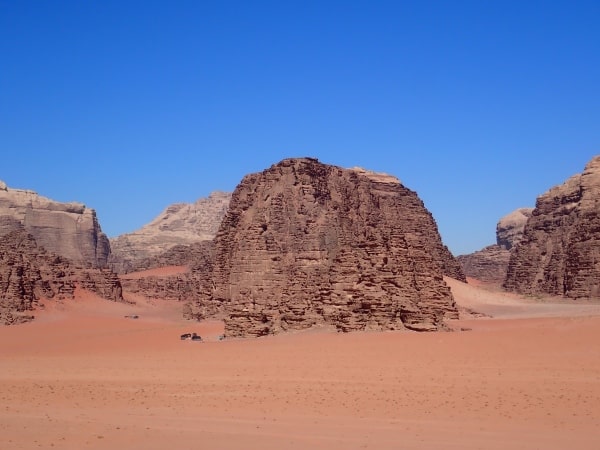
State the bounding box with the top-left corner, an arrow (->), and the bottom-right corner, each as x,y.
109,191 -> 231,273
0,229 -> 123,325
457,208 -> 532,284
0,180 -> 110,267
194,158 -> 464,337
504,155 -> 600,299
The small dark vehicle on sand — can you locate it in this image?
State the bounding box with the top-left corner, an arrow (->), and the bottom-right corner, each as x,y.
181,332 -> 202,341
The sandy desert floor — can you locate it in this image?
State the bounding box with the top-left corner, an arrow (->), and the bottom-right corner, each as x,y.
1,274 -> 600,449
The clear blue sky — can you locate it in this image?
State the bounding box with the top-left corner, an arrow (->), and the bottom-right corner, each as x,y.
1,1 -> 599,255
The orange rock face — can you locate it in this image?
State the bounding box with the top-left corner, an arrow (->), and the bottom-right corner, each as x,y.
200,158 -> 464,337
504,155 -> 600,299
0,230 -> 123,325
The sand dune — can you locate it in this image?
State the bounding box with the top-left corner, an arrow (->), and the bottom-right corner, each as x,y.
1,280 -> 599,449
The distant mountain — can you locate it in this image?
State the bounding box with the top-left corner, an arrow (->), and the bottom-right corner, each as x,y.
109,191 -> 231,273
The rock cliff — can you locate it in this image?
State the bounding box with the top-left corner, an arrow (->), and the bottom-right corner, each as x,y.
198,158 -> 463,337
0,230 -> 123,325
109,191 -> 230,273
457,208 -> 533,284
0,181 -> 109,267
504,155 -> 600,299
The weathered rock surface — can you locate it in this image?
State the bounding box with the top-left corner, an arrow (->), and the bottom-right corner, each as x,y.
0,230 -> 123,325
196,158 -> 463,337
0,181 -> 109,267
457,245 -> 512,284
109,191 -> 231,273
457,208 -> 533,284
504,155 -> 600,299
119,241 -> 217,319
131,241 -> 214,273
496,208 -> 534,250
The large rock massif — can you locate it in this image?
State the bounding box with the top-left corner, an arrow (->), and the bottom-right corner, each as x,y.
504,156 -> 600,299
0,229 -> 123,325
457,208 -> 532,284
0,181 -> 109,268
195,158 -> 464,337
109,191 -> 231,273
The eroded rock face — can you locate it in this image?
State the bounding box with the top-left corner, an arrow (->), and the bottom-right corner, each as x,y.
457,245 -> 511,284
504,155 -> 600,299
0,230 -> 123,325
109,191 -> 230,273
0,182 -> 109,267
199,158 -> 463,337
119,241 -> 217,319
496,208 -> 534,250
457,208 -> 533,284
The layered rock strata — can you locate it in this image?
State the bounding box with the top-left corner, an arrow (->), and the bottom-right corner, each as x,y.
504,155 -> 600,299
457,208 -> 532,284
0,181 -> 109,267
199,158 -> 463,337
0,230 -> 123,325
109,191 -> 230,273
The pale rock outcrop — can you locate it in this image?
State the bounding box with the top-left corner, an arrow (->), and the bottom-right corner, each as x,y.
496,208 -> 534,250
195,158 -> 463,337
504,155 -> 600,299
109,191 -> 231,273
0,181 -> 109,267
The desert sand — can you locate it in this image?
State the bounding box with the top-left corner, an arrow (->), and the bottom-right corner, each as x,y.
1,271 -> 600,449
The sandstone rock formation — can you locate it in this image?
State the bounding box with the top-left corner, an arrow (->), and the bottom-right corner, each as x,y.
504,155 -> 600,299
196,158 -> 463,337
119,241 -> 217,319
496,208 -> 534,250
0,230 -> 123,325
109,191 -> 231,273
457,245 -> 512,284
0,181 -> 109,267
457,208 -> 533,284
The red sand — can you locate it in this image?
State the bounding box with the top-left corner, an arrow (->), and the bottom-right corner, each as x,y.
1,280 -> 600,449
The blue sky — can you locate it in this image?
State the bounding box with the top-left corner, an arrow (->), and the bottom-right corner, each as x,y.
1,1 -> 599,255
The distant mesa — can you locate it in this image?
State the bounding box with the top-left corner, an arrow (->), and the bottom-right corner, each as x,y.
109,191 -> 231,273
504,155 -> 600,299
188,157 -> 465,337
0,180 -> 109,268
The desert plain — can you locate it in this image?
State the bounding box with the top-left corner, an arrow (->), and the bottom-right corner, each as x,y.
1,269 -> 600,450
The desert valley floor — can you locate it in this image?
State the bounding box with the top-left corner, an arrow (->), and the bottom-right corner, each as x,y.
1,270 -> 600,450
